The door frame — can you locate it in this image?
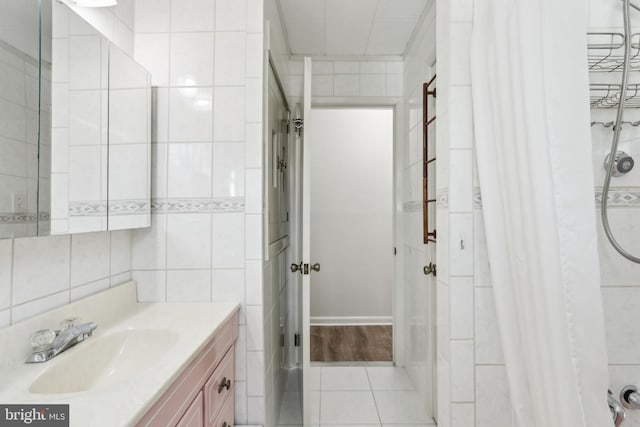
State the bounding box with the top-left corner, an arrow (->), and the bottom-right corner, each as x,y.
304,99 -> 405,367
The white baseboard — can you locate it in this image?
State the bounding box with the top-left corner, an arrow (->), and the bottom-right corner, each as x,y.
310,316 -> 393,326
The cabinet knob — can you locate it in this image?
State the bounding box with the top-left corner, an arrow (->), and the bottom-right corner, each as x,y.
217,377 -> 232,393
222,422 -> 228,427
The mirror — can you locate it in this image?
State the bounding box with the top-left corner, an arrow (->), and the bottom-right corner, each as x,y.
49,2 -> 110,234
0,0 -> 41,238
0,0 -> 151,238
107,45 -> 151,230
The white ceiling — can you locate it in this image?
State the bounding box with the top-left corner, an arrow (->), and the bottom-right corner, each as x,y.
277,0 -> 433,57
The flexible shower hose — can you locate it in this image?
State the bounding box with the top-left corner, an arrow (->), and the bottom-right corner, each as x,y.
601,0 -> 640,263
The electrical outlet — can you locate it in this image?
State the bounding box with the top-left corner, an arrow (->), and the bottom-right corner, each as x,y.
12,192 -> 25,213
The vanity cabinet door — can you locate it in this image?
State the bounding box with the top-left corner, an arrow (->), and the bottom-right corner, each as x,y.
204,347 -> 235,426
210,394 -> 234,427
176,390 -> 204,427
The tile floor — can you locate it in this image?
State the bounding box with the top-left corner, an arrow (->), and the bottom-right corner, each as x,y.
277,365 -> 436,426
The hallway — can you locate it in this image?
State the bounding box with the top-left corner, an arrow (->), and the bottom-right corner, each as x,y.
278,366 -> 435,426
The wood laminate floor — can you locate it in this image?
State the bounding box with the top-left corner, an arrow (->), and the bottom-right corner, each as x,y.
310,325 -> 392,362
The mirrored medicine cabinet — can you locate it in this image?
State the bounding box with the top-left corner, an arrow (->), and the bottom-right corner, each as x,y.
0,0 -> 151,239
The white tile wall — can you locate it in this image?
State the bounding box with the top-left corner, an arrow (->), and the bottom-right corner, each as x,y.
0,2 -> 136,324
288,58 -> 403,99
215,32 -> 247,86
168,88 -> 214,142
166,214 -> 212,269
133,0 -> 265,423
167,143 -> 213,197
1,231 -> 132,325
170,33 -> 215,87
70,231 -> 110,287
166,269 -> 211,302
211,213 -> 245,268
170,0 -> 215,32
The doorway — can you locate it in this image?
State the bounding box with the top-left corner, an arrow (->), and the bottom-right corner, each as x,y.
298,105 -> 433,425
308,107 -> 394,363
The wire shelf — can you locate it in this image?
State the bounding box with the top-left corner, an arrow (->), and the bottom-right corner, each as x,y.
588,32 -> 640,72
590,83 -> 640,108
591,120 -> 640,127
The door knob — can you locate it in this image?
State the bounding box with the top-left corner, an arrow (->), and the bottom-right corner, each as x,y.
290,262 -> 303,273
310,263 -> 321,272
423,262 -> 437,277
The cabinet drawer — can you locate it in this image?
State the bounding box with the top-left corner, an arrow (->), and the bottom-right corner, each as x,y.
209,392 -> 234,427
176,391 -> 203,427
204,347 -> 235,425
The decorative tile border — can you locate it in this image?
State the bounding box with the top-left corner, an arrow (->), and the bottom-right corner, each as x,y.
0,213 -> 37,224
69,200 -> 150,217
109,200 -> 150,216
3,197 -> 245,223
595,188 -> 640,207
151,197 -> 245,214
69,202 -> 107,217
0,212 -> 49,224
472,188 -> 640,209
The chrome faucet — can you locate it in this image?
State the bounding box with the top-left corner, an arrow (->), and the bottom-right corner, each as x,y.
25,319 -> 97,363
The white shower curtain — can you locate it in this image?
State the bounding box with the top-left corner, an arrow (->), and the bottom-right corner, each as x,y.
470,1 -> 612,426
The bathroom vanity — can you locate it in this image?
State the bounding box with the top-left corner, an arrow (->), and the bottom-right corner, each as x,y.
136,309 -> 238,427
0,282 -> 239,427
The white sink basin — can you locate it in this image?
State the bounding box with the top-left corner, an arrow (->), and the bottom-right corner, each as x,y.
29,329 -> 178,394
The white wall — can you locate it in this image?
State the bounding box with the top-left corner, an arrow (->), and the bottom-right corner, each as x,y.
0,0 -> 134,329
309,108 -> 393,321
400,0 -> 436,418
131,0 -> 265,424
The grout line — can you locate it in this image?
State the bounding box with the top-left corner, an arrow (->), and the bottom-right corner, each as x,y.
366,367 -> 384,426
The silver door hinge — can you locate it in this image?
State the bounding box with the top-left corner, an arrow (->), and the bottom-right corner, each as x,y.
292,118 -> 304,136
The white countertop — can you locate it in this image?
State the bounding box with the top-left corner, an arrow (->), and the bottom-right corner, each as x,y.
0,282 -> 240,427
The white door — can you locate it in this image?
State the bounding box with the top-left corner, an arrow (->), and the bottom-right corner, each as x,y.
301,56 -> 312,426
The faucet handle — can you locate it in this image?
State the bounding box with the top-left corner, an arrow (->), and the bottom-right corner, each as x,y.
59,317 -> 81,331
30,329 -> 56,352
